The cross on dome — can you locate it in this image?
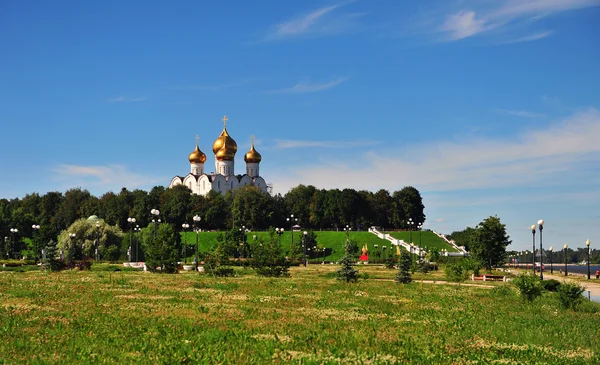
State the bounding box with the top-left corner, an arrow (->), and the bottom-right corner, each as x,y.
222,115 -> 228,127
195,134 -> 199,145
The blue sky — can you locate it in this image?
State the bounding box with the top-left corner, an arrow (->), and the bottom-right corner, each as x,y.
1,0 -> 599,251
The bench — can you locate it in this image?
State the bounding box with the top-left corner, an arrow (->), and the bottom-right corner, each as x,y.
471,274 -> 507,282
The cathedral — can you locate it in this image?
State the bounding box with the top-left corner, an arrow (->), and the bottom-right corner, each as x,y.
169,116 -> 268,195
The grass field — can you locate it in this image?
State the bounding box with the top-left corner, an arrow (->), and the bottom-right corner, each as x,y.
1,265 -> 599,364
388,231 -> 458,252
180,230 -> 456,262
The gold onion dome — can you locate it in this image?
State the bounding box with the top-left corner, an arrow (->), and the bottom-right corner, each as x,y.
188,135 -> 206,164
212,115 -> 237,158
244,135 -> 262,163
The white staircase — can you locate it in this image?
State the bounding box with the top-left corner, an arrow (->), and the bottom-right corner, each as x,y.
368,227 -> 426,257
432,231 -> 468,255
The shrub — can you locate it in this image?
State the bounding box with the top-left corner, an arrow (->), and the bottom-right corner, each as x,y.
385,256 -> 396,269
512,274 -> 543,302
557,282 -> 585,309
541,279 -> 561,292
445,263 -> 467,283
213,267 -> 236,277
414,260 -> 430,274
491,285 -> 514,297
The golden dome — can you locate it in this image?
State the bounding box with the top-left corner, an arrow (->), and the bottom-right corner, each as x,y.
188,144 -> 206,164
212,115 -> 237,156
188,135 -> 206,164
244,135 -> 262,163
216,145 -> 235,160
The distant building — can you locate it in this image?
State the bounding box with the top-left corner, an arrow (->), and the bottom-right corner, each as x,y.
169,116 -> 268,195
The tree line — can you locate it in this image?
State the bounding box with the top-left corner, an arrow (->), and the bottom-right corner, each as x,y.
448,219 -> 600,265
0,184 -> 425,257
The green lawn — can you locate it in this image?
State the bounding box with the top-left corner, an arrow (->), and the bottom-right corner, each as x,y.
1,266 -> 598,364
181,230 -> 391,262
389,230 -> 458,252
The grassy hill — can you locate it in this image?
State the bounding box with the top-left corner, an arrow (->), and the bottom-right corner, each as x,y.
181,230 -> 391,262
388,230 -> 458,252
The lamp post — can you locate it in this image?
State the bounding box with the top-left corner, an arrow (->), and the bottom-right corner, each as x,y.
302,231 -> 308,267
374,244 -> 379,262
408,218 -> 414,245
32,224 -> 40,262
69,233 -> 76,261
343,225 -> 351,242
151,209 -> 160,237
564,244 -> 568,276
548,246 -> 553,274
287,214 -> 298,249
275,228 -> 284,245
134,225 -> 140,262
417,222 -> 423,249
538,219 -> 544,280
586,239 -> 591,280
530,225 -> 536,275
127,217 -> 136,262
10,228 -> 18,259
95,222 -> 100,261
182,223 -> 190,264
193,215 -> 201,270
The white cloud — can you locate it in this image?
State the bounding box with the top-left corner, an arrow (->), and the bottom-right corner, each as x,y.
495,109 -> 546,118
441,11 -> 488,40
498,30 -> 554,44
435,0 -> 600,42
273,139 -> 379,149
52,164 -> 162,192
264,2 -> 362,41
269,108 -> 600,195
267,77 -> 349,94
107,96 -> 147,103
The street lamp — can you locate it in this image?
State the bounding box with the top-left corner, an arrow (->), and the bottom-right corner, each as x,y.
548,246 -> 553,274
408,218 -> 414,245
10,228 -> 18,259
193,215 -> 201,270
530,225 -> 536,275
287,214 -> 298,249
586,239 -> 591,280
564,244 -> 568,276
134,225 -> 141,262
343,225 -> 351,241
151,209 -> 160,237
95,222 -> 101,261
275,228 -> 284,245
538,219 -> 544,280
69,233 -> 76,261
302,231 -> 308,267
32,224 -> 40,262
417,222 -> 423,249
182,223 -> 190,264
127,217 -> 136,262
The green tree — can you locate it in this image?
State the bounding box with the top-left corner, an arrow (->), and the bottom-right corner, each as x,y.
140,223 -> 180,273
392,186 -> 426,228
337,242 -> 359,283
231,186 -> 273,229
470,216 -> 512,270
251,229 -> 290,277
447,226 -> 478,252
395,248 -> 412,284
57,218 -> 124,262
160,184 -> 192,228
